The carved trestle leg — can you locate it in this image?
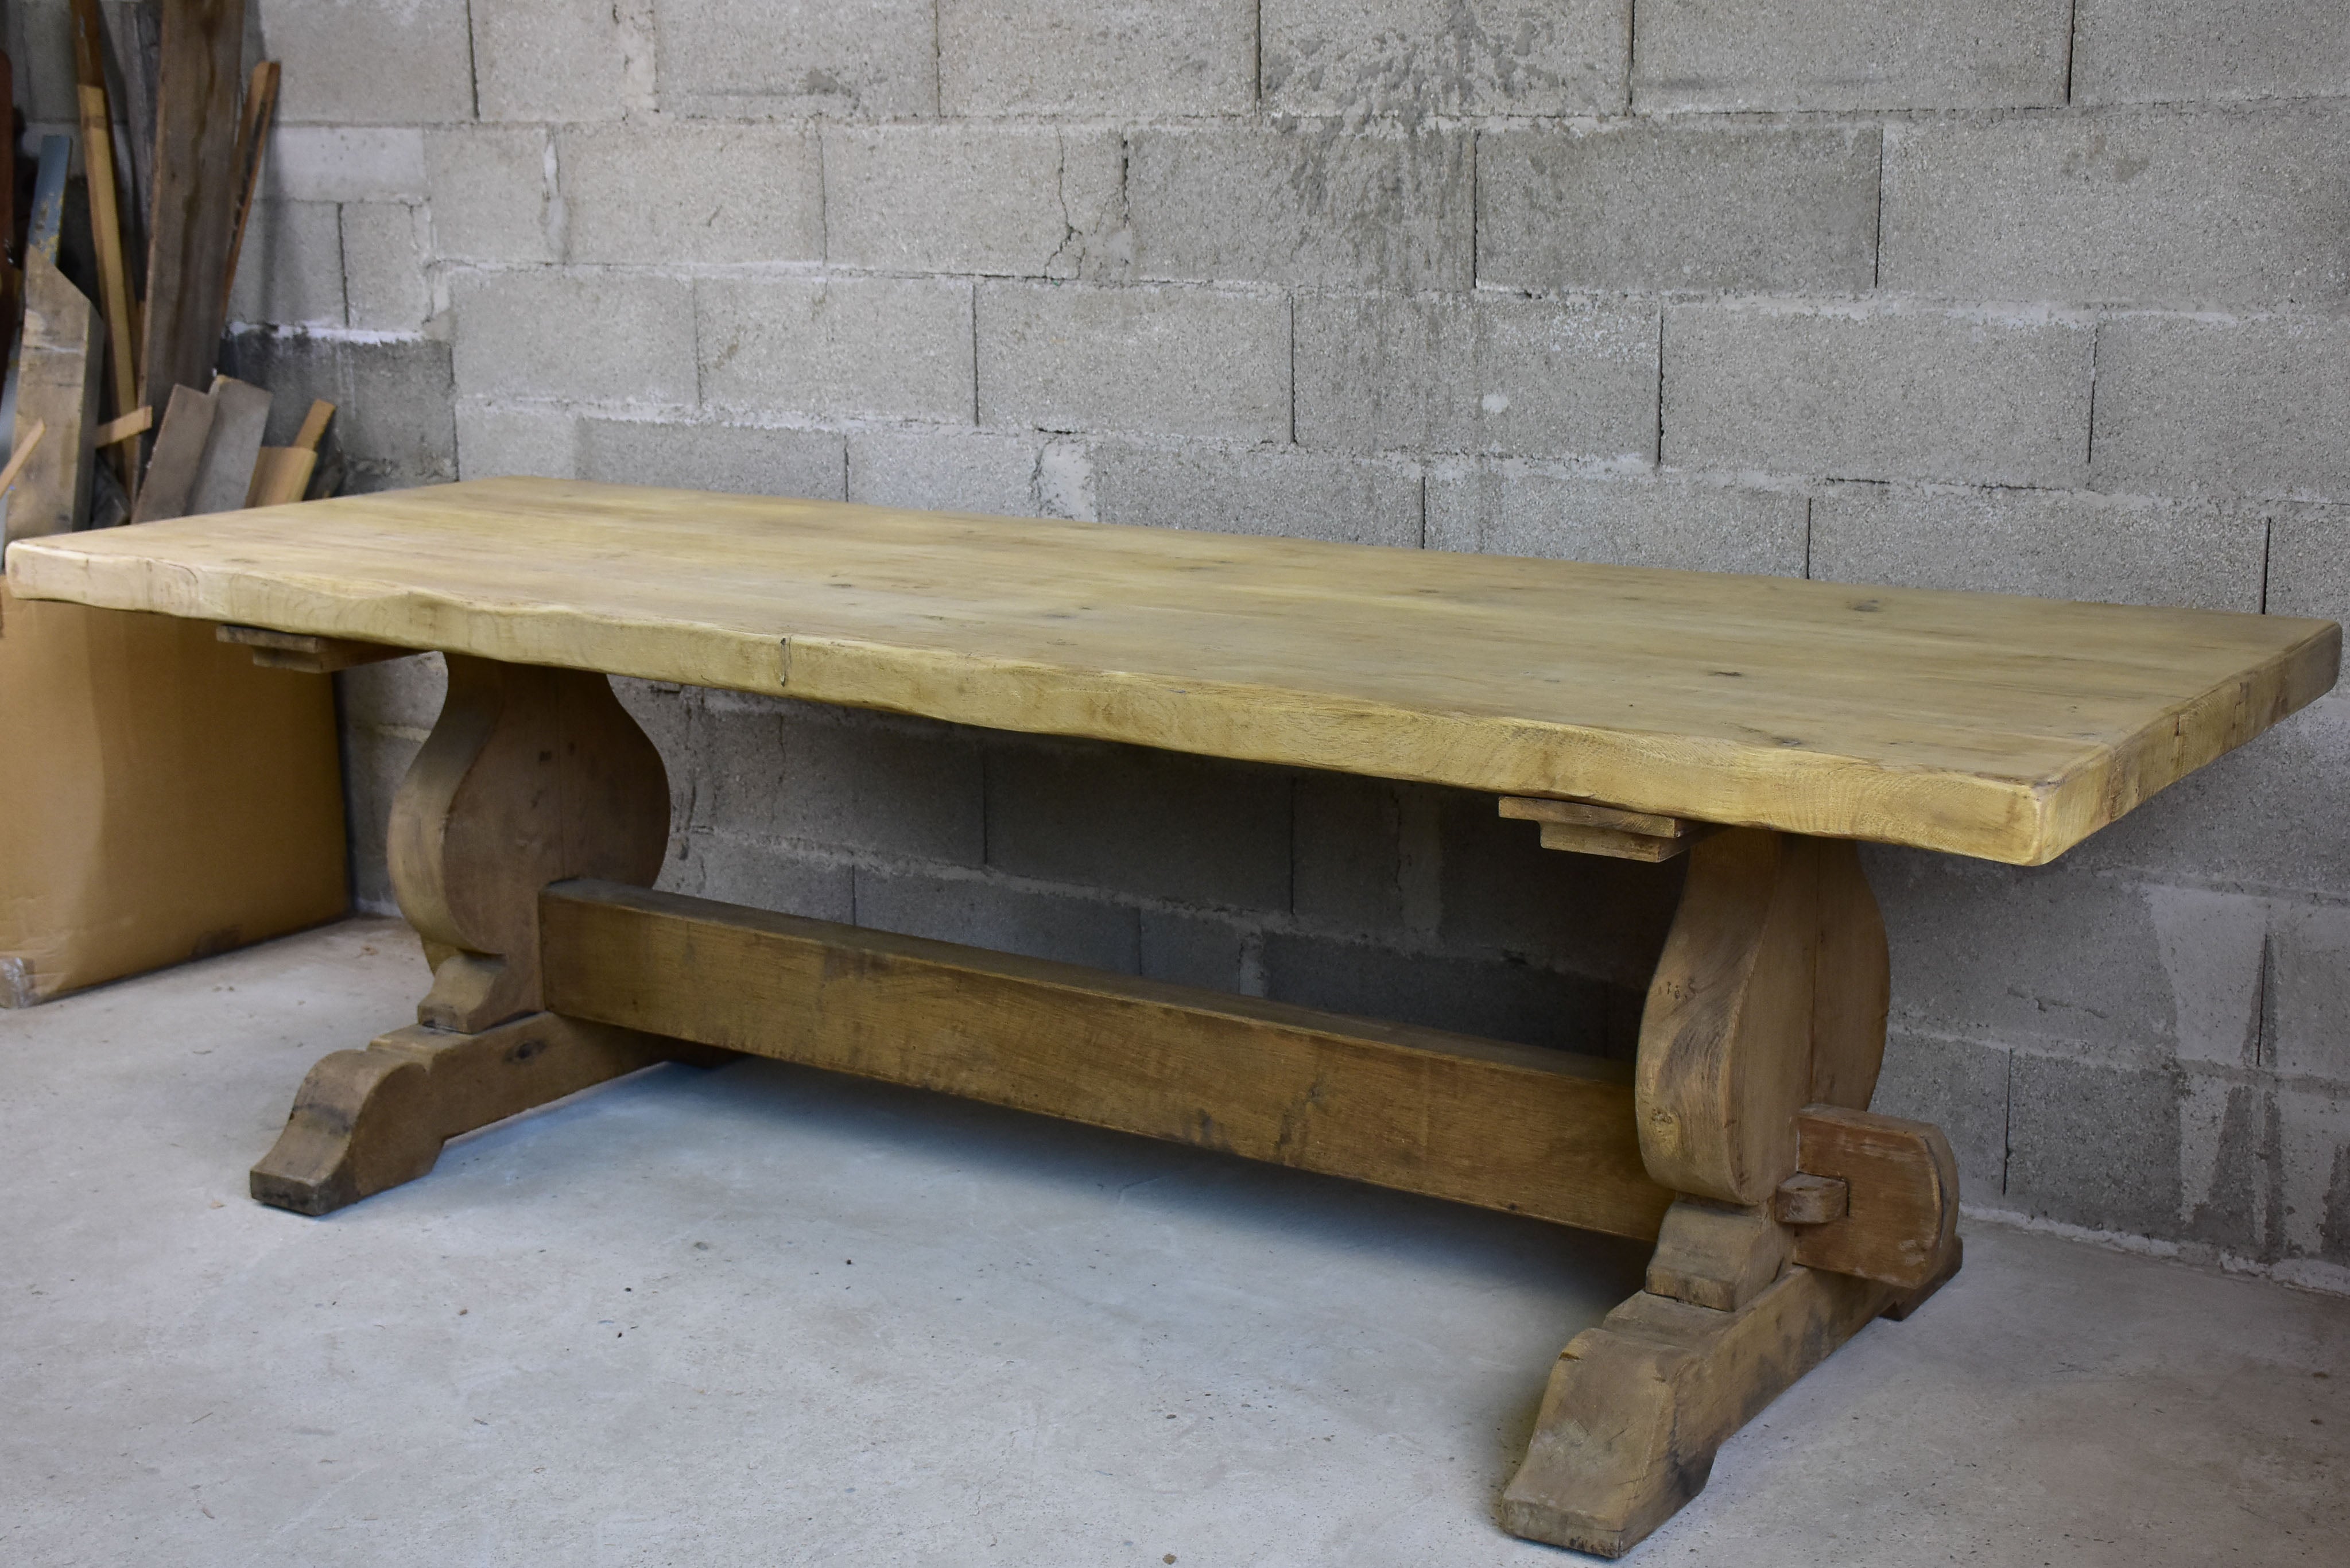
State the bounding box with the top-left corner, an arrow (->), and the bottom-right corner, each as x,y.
251,655 -> 709,1215
1500,829 -> 1963,1556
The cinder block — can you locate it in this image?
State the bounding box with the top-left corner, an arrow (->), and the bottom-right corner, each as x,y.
560,125 -> 824,266
1141,910 -> 1251,992
984,735 -> 1293,911
1291,773 -> 1406,938
2066,692 -> 2350,898
1631,0 -> 2070,111
699,276 -> 975,425
1426,461 -> 1807,576
265,127 -> 427,204
2278,1085 -> 2350,1266
425,127 -> 557,264
656,0 -> 937,118
1882,107 -> 2350,307
1663,304 -> 2093,488
1092,444 -> 1422,546
1434,787 -> 1686,996
452,270 -> 696,406
340,724 -> 421,913
226,199 -> 346,328
1478,124 -> 1880,293
455,402 -> 580,480
339,650 -> 448,735
1130,125 -> 1471,292
472,0 -> 633,122
1868,1030 -> 2011,1197
665,832 -> 857,923
219,330 -> 459,491
825,126 -> 1127,280
611,679 -> 704,867
2262,502 -> 2350,626
854,868 -> 1143,974
2266,902 -> 2350,1082
846,432 -> 1057,517
1260,932 -> 1620,1055
689,692 -> 984,865
577,419 -> 848,500
336,652 -> 447,911
978,283 -> 1290,443
2176,1073 -> 2282,1256
2141,884 -> 2268,1068
939,0 -> 1257,115
259,0 -> 477,123
1808,484 -> 2266,611
2090,316 -> 2350,501
341,204 -> 433,332
1262,0 -> 1630,115
2073,0 -> 2350,106
1867,848 -> 2179,1062
2004,1051 -> 2182,1236
1294,292 -> 1657,460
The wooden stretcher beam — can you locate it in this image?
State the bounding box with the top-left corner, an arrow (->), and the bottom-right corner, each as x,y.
537,879 -> 1680,1243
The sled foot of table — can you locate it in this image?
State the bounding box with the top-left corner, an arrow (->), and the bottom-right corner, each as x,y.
249,1011 -> 718,1216
1500,1265 -> 1902,1557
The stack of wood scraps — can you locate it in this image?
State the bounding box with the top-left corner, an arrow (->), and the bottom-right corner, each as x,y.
2,0 -> 334,549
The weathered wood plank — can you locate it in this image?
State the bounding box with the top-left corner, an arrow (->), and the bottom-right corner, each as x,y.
127,381 -> 214,523
139,0 -> 244,412
6,479 -> 2336,863
184,374 -> 268,517
538,879 -> 1678,1241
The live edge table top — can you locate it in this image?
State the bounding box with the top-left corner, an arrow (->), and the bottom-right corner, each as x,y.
6,476 -> 2337,865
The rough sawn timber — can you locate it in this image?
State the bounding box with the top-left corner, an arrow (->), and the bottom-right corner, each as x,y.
5,477 -> 2336,864
539,879 -> 1677,1243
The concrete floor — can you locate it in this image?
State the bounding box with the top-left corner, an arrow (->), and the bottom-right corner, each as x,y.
3,919 -> 2345,1567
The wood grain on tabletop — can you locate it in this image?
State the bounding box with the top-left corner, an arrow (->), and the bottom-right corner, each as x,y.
6,477 -> 2336,864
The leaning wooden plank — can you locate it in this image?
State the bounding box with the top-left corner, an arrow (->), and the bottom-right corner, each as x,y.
185,375 -> 269,516
540,879 -> 1677,1241
139,0 -> 245,412
70,0 -> 138,504
0,421 -> 47,498
127,382 -> 214,522
245,399 -> 333,506
7,480 -> 2339,864
3,253 -> 104,543
92,406 -> 151,446
0,55 -> 14,371
100,1 -> 162,283
219,59 -> 279,319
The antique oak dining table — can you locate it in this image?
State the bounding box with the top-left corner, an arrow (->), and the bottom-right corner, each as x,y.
7,477 -> 2336,1555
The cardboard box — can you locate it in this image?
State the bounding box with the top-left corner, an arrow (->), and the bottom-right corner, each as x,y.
1,583 -> 348,1006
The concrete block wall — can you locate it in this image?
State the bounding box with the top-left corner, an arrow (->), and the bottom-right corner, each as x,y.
14,1 -> 2350,1289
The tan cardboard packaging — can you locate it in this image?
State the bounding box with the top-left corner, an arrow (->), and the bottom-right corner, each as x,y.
0,583 -> 347,1005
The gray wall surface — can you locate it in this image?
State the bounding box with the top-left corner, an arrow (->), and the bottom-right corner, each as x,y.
11,0 -> 2349,1290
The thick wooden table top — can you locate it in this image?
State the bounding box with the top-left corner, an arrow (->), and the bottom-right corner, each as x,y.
6,477 -> 2335,864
